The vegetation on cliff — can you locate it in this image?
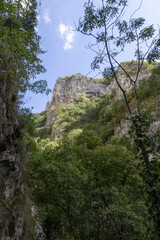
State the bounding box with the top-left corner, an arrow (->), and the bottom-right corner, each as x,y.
1,0 -> 160,239
26,0 -> 160,238
0,0 -> 48,239
0,0 -> 50,96
77,0 -> 160,237
26,66 -> 160,240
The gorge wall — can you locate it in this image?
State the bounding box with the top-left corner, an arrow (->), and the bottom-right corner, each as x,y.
1,61 -> 159,239
0,64 -> 45,239
45,73 -> 111,137
43,62 -> 156,139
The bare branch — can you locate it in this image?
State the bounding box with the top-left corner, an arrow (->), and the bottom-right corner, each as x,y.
129,0 -> 143,25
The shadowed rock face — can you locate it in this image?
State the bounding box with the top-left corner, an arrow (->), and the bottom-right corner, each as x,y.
0,64 -> 45,239
0,63 -> 24,240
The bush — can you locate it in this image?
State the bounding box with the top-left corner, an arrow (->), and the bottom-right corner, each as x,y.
101,125 -> 114,142
99,109 -> 112,124
111,98 -> 127,116
76,130 -> 102,149
110,134 -> 132,149
137,66 -> 160,100
36,126 -> 52,138
34,111 -> 47,128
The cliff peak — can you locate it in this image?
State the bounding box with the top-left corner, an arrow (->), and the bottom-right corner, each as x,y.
44,62 -> 159,138
47,73 -> 111,110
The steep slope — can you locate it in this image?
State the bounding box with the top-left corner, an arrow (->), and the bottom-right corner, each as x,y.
48,73 -> 110,107
45,73 -> 111,138
0,64 -> 45,239
31,62 -> 160,240
36,62 -> 158,140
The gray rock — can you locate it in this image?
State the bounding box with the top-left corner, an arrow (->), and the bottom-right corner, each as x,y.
49,73 -> 109,107
0,63 -> 45,239
45,65 -> 155,138
46,73 -> 111,136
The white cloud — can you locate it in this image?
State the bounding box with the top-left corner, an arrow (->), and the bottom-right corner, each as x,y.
59,24 -> 75,50
43,9 -> 51,24
59,24 -> 67,36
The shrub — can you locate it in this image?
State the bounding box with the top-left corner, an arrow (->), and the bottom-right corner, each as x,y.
36,126 -> 52,138
35,111 -> 47,128
76,130 -> 102,149
111,98 -> 127,116
101,125 -> 114,142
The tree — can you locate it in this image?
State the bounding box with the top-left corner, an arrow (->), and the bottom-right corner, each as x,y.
77,0 -> 160,237
28,132 -> 153,240
0,0 -> 50,95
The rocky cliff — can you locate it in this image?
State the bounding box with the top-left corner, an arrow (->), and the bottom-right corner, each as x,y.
0,63 -> 45,239
48,73 -> 110,107
45,73 -> 111,135
44,62 -> 156,138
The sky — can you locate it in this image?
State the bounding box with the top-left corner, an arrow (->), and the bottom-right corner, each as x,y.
24,0 -> 160,113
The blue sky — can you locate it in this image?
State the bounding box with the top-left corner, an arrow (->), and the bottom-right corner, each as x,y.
25,0 -> 160,113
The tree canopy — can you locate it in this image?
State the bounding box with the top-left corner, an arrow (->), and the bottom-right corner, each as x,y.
0,0 -> 50,95
77,0 -> 160,236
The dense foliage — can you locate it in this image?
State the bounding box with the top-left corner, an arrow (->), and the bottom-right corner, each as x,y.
77,0 -> 160,236
26,67 -> 160,239
2,0 -> 159,239
28,132 -> 155,240
0,0 -> 50,95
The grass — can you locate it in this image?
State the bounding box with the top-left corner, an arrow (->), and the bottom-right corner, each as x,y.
93,77 -> 113,86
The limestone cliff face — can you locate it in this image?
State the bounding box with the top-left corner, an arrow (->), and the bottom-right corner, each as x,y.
45,73 -> 112,137
110,62 -> 152,98
48,73 -> 110,107
45,64 -> 155,138
0,64 -> 45,239
47,64 -> 155,110
0,63 -> 24,240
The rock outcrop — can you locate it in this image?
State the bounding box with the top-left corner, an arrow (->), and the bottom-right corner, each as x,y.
45,73 -> 112,136
49,73 -> 110,106
45,63 -> 156,138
